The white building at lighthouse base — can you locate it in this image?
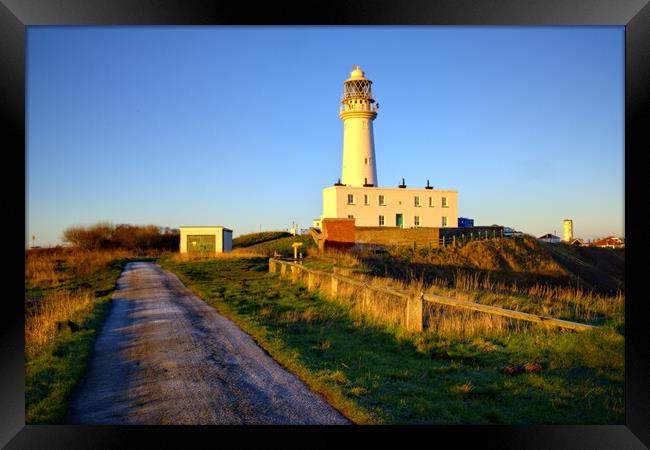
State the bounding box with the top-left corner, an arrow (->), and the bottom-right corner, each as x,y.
314,185 -> 458,229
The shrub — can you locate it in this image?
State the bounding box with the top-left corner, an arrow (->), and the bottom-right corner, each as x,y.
62,222 -> 179,252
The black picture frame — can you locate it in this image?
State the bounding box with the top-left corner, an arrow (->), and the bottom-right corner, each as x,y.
2,0 -> 648,447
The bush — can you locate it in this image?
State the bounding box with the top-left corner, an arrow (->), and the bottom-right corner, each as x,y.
62,222 -> 179,252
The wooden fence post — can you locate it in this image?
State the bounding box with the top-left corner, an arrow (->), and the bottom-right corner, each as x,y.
291,264 -> 298,282
269,258 -> 275,273
307,272 -> 315,291
331,275 -> 338,297
406,292 -> 424,332
280,263 -> 287,277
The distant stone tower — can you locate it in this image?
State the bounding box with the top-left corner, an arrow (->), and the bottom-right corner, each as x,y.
339,65 -> 378,187
563,219 -> 573,242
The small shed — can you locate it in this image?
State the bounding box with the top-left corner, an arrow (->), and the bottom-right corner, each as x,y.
179,226 -> 232,254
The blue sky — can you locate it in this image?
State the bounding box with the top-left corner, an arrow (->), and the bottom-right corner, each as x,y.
27,26 -> 624,246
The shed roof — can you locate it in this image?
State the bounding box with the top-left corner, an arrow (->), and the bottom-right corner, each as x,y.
179,225 -> 233,232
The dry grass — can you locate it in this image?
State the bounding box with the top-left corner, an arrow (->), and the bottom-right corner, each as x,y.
283,265 -> 410,329
308,242 -> 624,326
171,249 -> 267,261
275,255 -> 622,339
26,247 -> 134,288
429,270 -> 624,324
25,289 -> 94,357
424,302 -> 530,339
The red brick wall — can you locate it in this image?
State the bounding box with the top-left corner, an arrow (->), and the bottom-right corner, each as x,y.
322,219 -> 356,251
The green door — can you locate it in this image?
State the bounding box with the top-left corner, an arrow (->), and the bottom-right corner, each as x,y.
187,235 -> 216,253
396,214 -> 403,228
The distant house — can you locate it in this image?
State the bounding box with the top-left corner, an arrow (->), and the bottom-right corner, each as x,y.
569,238 -> 585,246
591,236 -> 624,249
538,233 -> 561,244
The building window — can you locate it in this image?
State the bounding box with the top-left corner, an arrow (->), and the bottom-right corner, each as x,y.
414,216 -> 420,227
348,214 -> 354,219
364,158 -> 368,165
442,216 -> 447,227
429,197 -> 433,207
364,194 -> 369,205
347,194 -> 354,205
379,215 -> 384,226
442,197 -> 448,208
414,196 -> 420,207
378,194 -> 385,205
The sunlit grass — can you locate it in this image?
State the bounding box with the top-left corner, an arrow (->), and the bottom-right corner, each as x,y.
25,248 -> 130,423
160,256 -> 624,424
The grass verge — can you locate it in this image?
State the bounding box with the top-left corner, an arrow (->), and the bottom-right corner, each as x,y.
25,255 -> 128,423
159,256 -> 624,424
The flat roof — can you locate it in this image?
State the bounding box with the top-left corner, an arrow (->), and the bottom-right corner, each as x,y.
324,185 -> 458,193
179,226 -> 233,231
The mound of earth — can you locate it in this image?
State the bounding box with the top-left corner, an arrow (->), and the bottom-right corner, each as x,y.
539,242 -> 624,294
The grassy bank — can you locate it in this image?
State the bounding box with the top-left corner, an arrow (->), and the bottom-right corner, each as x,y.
159,255 -> 624,424
232,231 -> 291,248
301,239 -> 624,327
232,234 -> 316,257
25,248 -> 133,423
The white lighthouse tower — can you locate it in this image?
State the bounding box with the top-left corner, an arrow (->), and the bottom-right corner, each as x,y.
313,65 -> 458,232
339,65 -> 379,187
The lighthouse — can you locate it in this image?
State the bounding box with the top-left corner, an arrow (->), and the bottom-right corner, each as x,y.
314,66 -> 458,232
339,65 -> 378,187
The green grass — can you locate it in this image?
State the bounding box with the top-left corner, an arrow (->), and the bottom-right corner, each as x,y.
159,256 -> 624,424
240,234 -> 316,257
232,231 -> 291,248
25,257 -> 128,424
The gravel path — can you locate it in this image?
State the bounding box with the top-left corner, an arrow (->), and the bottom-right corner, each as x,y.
66,261 -> 350,425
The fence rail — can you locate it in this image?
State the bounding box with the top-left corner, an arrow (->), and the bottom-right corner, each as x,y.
269,258 -> 597,333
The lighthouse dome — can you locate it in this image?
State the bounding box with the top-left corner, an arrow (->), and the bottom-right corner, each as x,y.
350,65 -> 365,78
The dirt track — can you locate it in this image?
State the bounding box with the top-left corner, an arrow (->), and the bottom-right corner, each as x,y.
66,262 -> 350,425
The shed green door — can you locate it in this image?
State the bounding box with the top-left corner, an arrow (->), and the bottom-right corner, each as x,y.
187,235 -> 216,253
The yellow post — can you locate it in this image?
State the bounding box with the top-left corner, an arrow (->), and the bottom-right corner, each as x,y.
292,242 -> 303,261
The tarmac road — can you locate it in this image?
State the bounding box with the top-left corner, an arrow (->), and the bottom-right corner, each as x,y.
66,261 -> 350,425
